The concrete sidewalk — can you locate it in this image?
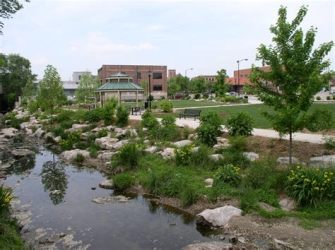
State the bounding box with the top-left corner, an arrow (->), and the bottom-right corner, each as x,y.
130,115 -> 333,144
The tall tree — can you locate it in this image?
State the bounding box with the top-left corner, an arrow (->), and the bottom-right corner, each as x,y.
0,0 -> 29,34
0,53 -> 35,110
75,73 -> 99,103
214,69 -> 229,97
37,65 -> 66,111
250,5 -> 333,164
191,77 -> 207,94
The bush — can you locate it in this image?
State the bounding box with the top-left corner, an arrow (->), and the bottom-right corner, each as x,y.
160,115 -> 179,141
325,137 -> 335,150
27,100 -> 39,113
286,166 -> 335,207
194,93 -> 201,99
197,112 -> 222,146
141,111 -> 159,130
113,173 -> 133,191
84,108 -> 103,123
175,145 -> 194,166
54,110 -> 76,123
0,186 -> 13,214
316,96 -> 321,100
180,184 -> 200,207
59,132 -> 81,150
116,105 -> 129,127
222,137 -> 250,167
113,143 -> 141,169
244,161 -> 280,189
3,112 -> 23,129
203,93 -> 209,99
190,144 -> 210,168
214,164 -> 241,187
305,109 -> 333,132
226,112 -> 253,136
96,129 -> 108,138
159,100 -> 173,113
102,99 -> 117,125
74,153 -> 85,164
333,95 -> 335,100
89,144 -> 99,158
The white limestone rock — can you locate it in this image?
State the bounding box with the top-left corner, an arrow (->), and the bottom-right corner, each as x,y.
95,137 -> 119,150
209,154 -> 223,162
243,152 -> 259,161
197,205 -> 242,227
145,146 -> 158,154
160,148 -> 175,159
173,140 -> 192,148
60,149 -> 90,162
309,155 -> 335,167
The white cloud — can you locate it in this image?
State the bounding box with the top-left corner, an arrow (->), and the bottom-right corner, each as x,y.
69,32 -> 158,57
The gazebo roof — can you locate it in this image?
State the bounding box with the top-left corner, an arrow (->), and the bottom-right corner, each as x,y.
95,82 -> 143,92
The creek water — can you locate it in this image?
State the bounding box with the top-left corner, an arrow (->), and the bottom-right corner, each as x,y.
4,148 -> 218,249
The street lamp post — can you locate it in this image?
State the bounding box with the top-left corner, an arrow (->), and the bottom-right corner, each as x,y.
148,72 -> 152,110
236,58 -> 248,94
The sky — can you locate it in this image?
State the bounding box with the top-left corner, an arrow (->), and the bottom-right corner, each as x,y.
0,0 -> 334,80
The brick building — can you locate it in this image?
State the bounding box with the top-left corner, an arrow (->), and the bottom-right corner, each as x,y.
168,69 -> 176,79
197,75 -> 217,83
98,65 -> 167,99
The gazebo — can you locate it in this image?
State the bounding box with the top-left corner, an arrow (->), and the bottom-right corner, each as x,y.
95,73 -> 144,107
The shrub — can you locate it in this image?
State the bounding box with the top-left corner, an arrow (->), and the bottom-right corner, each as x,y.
84,108 -> 103,123
59,132 -> 81,150
222,136 -> 250,167
160,115 -> 179,141
74,153 -> 85,164
244,161 -> 279,189
113,173 -> 133,191
194,93 -> 201,99
113,143 -> 141,169
141,111 -> 159,130
305,109 -> 333,132
226,112 -> 253,136
214,164 -> 241,187
96,129 -> 108,138
102,99 -> 117,125
325,137 -> 335,150
159,100 -> 173,113
190,144 -> 210,168
116,105 -> 129,127
89,144 -> 99,158
203,93 -> 209,99
175,145 -> 194,166
286,166 -> 335,207
333,95 -> 335,100
316,96 -> 321,100
326,96 -> 331,100
197,112 -> 222,146
180,184 -> 200,207
52,126 -> 66,138
0,186 -> 13,214
27,100 -> 39,113
4,112 -> 22,129
54,110 -> 76,123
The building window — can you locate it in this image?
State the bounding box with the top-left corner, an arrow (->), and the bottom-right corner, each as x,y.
137,72 -> 141,79
153,85 -> 162,91
153,72 -> 162,79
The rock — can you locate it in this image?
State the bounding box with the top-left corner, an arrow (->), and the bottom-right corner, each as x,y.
187,134 -> 195,140
95,137 -> 119,150
54,136 -> 62,143
0,128 -> 18,138
309,155 -> 335,167
243,152 -> 259,161
173,140 -> 192,148
145,146 -> 158,154
98,151 -> 116,161
258,202 -> 276,212
11,149 -> 35,158
238,237 -> 246,244
197,205 -> 242,227
209,154 -> 223,162
92,195 -> 129,204
204,178 -> 214,188
143,139 -> 150,144
216,137 -> 229,144
99,179 -> 114,189
277,157 -> 299,165
274,239 -> 298,250
71,124 -> 89,130
160,148 -> 175,159
33,127 -> 45,138
127,128 -> 138,137
106,125 -> 116,131
60,149 -> 90,162
279,197 -> 296,211
229,236 -> 238,244
113,140 -> 129,150
191,146 -> 199,153
182,242 -> 233,250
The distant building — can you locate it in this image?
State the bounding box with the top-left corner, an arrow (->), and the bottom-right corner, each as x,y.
98,65 -> 167,99
197,75 -> 217,83
62,71 -> 93,99
168,69 -> 176,79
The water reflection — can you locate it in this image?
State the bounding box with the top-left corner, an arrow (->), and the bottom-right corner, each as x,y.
40,160 -> 68,205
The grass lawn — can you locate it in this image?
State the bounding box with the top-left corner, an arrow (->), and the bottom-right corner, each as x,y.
155,103 -> 335,129
168,99 -> 224,108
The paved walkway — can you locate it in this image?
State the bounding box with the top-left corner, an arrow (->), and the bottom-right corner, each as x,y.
173,103 -> 255,111
130,115 -> 333,144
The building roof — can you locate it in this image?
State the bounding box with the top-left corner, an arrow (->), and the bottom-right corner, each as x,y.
96,82 -> 143,92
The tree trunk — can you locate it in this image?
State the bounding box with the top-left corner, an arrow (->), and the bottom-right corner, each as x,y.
289,131 -> 292,165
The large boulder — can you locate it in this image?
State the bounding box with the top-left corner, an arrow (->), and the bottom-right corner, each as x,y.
33,127 -> 45,138
145,146 -> 158,154
209,154 -> 223,162
160,148 -> 175,159
98,151 -> 116,161
99,179 -> 114,189
279,197 -> 296,212
182,242 -> 233,250
92,195 -> 129,204
309,155 -> 335,167
95,137 -> 119,150
243,152 -> 259,162
112,140 -> 129,150
197,205 -> 242,227
60,149 -> 90,162
0,128 -> 18,138
11,149 -> 35,158
173,140 -> 192,148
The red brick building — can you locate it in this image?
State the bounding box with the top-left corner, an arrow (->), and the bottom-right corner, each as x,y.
98,65 -> 167,99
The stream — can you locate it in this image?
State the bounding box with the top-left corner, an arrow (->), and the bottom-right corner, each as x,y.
4,148 -> 221,249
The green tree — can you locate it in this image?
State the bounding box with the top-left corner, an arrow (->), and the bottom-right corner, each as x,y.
250,6 -> 333,164
0,0 -> 29,34
190,77 -> 207,94
167,77 -> 181,98
37,65 -> 66,111
75,73 -> 99,103
0,53 -> 35,110
214,69 -> 229,97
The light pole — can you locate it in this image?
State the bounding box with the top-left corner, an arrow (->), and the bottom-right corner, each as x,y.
184,68 -> 193,78
236,58 -> 248,94
148,72 -> 152,110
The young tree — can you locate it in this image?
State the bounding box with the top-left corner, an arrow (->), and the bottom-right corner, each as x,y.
37,65 -> 66,111
191,77 -> 207,94
75,73 -> 99,103
250,6 -> 333,164
0,0 -> 29,34
214,69 -> 229,97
